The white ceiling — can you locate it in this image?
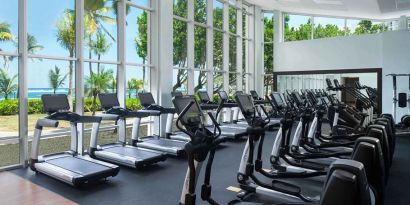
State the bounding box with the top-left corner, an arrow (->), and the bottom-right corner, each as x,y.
248,0 -> 410,20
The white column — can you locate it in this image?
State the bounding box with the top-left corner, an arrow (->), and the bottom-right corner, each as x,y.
187,0 -> 195,95
117,0 -> 126,107
18,0 -> 28,166
236,0 -> 243,91
253,5 -> 263,94
223,2 -> 229,92
75,0 -> 85,154
273,10 -> 282,73
398,15 -> 409,30
247,5 -> 255,91
151,0 -> 174,136
206,0 -> 214,97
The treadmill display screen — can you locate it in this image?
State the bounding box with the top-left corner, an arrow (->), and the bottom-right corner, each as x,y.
42,94 -> 70,113
198,91 -> 211,102
98,93 -> 120,110
219,91 -> 228,100
272,92 -> 284,107
173,96 -> 202,126
236,94 -> 254,115
138,93 -> 156,105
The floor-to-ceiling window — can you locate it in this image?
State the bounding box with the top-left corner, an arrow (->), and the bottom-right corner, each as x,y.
262,11 -> 274,96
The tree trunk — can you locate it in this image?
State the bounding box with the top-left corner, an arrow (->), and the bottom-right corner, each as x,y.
92,93 -> 97,116
97,54 -> 101,73
142,58 -> 146,84
89,35 -> 93,75
68,50 -> 74,111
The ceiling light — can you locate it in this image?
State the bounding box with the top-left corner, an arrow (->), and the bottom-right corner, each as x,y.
313,0 -> 344,5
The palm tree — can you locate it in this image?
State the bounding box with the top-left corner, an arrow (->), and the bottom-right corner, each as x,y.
0,69 -> 18,100
0,22 -> 14,68
56,11 -> 75,108
86,68 -> 114,115
27,34 -> 44,55
48,66 -> 68,94
91,32 -> 111,73
127,78 -> 143,98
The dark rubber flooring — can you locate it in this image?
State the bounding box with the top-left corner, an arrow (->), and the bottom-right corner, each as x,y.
10,130 -> 410,205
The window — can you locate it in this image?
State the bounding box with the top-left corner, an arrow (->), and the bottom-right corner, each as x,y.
228,72 -> 237,95
174,0 -> 188,18
194,71 -> 207,92
194,0 -> 207,24
126,7 -> 149,64
229,6 -> 237,34
313,17 -> 345,39
284,14 -> 312,42
213,72 -> 223,94
347,19 -> 385,35
213,31 -> 223,71
126,66 -> 150,99
229,36 -> 237,72
194,26 -> 207,69
263,12 -> 274,96
213,0 -> 223,30
173,69 -> 188,94
173,19 -> 188,68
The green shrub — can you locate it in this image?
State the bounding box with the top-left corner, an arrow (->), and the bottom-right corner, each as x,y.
0,99 -> 19,115
28,99 -> 44,114
84,98 -> 102,113
126,98 -> 142,111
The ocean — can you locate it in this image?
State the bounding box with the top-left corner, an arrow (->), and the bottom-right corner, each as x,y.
0,88 -> 69,100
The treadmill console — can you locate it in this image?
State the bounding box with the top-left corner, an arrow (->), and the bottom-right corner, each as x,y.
198,91 -> 213,104
235,94 -> 255,120
173,96 -> 203,128
138,92 -> 157,107
42,94 -> 71,113
98,93 -> 121,111
271,92 -> 285,108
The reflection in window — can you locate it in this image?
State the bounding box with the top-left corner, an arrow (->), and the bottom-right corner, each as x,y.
28,0 -> 74,56
213,31 -> 223,71
313,17 -> 345,39
173,69 -> 188,94
173,19 -> 188,67
194,0 -> 207,24
174,0 -> 188,18
229,36 -> 236,72
194,71 -> 207,92
284,14 -> 312,42
126,7 -> 149,64
213,0 -> 223,30
194,26 -> 207,69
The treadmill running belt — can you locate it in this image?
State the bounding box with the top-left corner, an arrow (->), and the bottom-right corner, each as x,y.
103,146 -> 162,160
140,138 -> 185,148
46,156 -> 110,176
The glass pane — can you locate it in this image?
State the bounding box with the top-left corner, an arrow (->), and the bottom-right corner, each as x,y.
84,63 -> 117,115
213,31 -> 223,71
194,26 -> 206,69
131,0 -> 149,7
27,59 -> 75,155
194,0 -> 207,24
194,71 -> 207,93
346,19 -> 360,35
28,0 -> 74,57
173,19 -> 187,68
228,73 -> 237,96
263,75 -> 273,96
173,69 -> 188,94
242,39 -> 247,74
0,58 -> 19,141
83,1 -> 118,61
242,73 -> 248,92
229,6 -> 237,33
284,14 -> 312,42
242,9 -> 247,38
313,17 -> 345,39
126,7 -> 149,64
229,36 -> 236,72
213,72 -> 223,94
264,12 -> 274,42
0,142 -> 19,167
264,43 -> 273,73
174,0 -> 188,18
348,20 -> 385,35
126,66 -> 150,100
213,0 -> 223,29
0,0 -> 18,53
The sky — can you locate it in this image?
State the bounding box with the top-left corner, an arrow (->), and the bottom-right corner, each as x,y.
0,0 -> 149,88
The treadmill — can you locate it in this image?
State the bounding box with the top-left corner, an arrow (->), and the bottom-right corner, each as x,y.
217,91 -> 249,128
88,93 -> 167,169
197,91 -> 248,139
136,92 -> 188,156
30,94 -> 120,187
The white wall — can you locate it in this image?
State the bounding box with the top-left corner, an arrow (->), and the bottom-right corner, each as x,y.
274,30 -> 410,120
275,34 -> 383,71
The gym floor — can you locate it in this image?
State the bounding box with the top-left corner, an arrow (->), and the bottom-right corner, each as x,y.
6,130 -> 410,205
